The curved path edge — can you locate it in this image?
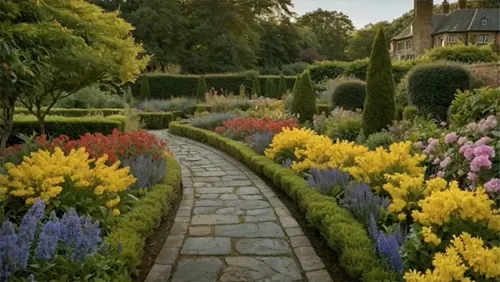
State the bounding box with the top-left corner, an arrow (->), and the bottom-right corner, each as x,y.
145,131 -> 333,282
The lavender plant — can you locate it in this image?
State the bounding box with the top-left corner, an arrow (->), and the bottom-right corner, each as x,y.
249,131 -> 274,154
306,168 -> 351,195
122,154 -> 167,189
340,182 -> 389,227
190,112 -> 238,130
137,97 -> 196,112
369,214 -> 404,273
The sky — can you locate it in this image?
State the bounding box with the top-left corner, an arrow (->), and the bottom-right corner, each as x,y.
293,0 -> 459,29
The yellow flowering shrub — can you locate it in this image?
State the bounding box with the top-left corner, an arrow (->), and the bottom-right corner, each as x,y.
404,232 -> 500,282
346,142 -> 426,190
265,127 -> 320,161
3,147 -> 135,214
247,99 -> 287,120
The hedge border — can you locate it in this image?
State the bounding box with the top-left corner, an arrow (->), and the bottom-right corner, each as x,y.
15,108 -> 124,117
168,121 -> 388,280
105,154 -> 181,278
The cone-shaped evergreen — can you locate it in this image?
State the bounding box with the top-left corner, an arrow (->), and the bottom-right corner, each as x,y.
292,74 -> 300,95
124,85 -> 134,104
140,75 -> 151,100
291,72 -> 316,123
278,75 -> 287,97
265,78 -> 278,98
252,76 -> 261,96
362,27 -> 396,136
196,75 -> 208,101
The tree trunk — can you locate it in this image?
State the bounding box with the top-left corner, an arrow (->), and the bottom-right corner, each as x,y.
0,103 -> 15,153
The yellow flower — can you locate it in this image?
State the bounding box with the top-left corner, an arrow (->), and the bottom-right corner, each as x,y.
111,208 -> 121,216
422,227 -> 441,245
105,196 -> 121,208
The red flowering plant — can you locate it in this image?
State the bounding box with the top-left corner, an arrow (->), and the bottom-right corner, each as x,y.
214,117 -> 297,141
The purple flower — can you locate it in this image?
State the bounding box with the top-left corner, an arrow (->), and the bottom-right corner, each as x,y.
413,141 -> 424,150
376,231 -> 403,273
250,131 -> 274,155
0,221 -> 23,282
35,221 -> 61,261
459,143 -> 475,160
467,172 -> 478,182
423,138 -> 439,155
470,155 -> 492,172
368,213 -> 378,242
71,216 -> 101,262
473,145 -> 495,158
444,133 -> 457,144
475,137 -> 493,146
17,200 -> 45,268
341,182 -> 390,228
457,137 -> 468,146
439,156 -> 452,169
484,178 -> 500,193
306,168 -> 350,195
60,209 -> 82,247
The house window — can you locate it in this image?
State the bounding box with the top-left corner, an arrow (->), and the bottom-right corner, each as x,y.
448,35 -> 457,43
406,40 -> 412,50
482,17 -> 488,26
478,34 -> 489,44
397,42 -> 405,51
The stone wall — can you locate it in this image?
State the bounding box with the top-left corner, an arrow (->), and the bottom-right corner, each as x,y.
470,62 -> 500,88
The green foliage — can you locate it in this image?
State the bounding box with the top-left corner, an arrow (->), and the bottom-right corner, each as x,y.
15,108 -> 124,117
278,75 -> 288,96
402,105 -> 419,120
449,87 -> 500,129
331,80 -> 366,110
140,76 -> 151,101
395,73 -> 409,107
407,62 -> 472,121
168,121 -> 384,280
137,112 -> 176,129
316,104 -> 331,115
138,97 -> 196,113
362,27 -> 396,135
265,78 -> 278,98
420,43 -> 499,64
281,62 -> 309,75
190,112 -> 238,130
106,155 -> 180,274
291,72 -> 316,123
365,132 -> 395,150
327,117 -> 362,142
292,74 -> 300,94
124,85 -> 134,104
252,76 -> 262,96
55,86 -> 126,109
196,75 -> 208,101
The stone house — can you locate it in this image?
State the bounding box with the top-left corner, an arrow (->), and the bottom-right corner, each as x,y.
390,0 -> 500,60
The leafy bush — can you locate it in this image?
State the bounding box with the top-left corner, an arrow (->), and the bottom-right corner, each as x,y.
362,27 -> 396,136
214,116 -> 297,140
252,76 -> 261,96
140,75 -> 151,101
332,80 -> 366,110
137,97 -> 196,113
395,74 -> 409,107
449,87 -> 500,129
281,62 -> 309,75
327,117 -> 362,142
204,91 -> 252,113
55,86 -> 126,109
402,105 -> 418,120
122,154 -> 167,189
365,132 -> 395,150
190,112 -> 238,130
265,78 -> 278,98
259,66 -> 281,75
16,108 -> 124,117
196,75 -> 208,101
420,43 -> 499,64
249,131 -> 274,154
138,112 -> 176,129
291,72 -> 316,123
306,168 -> 350,195
407,62 -> 472,121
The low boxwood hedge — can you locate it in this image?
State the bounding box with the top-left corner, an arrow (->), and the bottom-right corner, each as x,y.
15,108 -> 124,117
168,121 -> 388,281
106,154 -> 181,278
138,112 -> 179,130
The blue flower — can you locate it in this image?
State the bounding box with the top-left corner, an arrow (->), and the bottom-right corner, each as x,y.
60,209 -> 82,247
376,230 -> 403,273
306,168 -> 350,195
70,216 -> 101,262
0,221 -> 23,282
16,200 -> 46,269
35,221 -> 61,261
340,182 -> 390,227
368,213 -> 378,242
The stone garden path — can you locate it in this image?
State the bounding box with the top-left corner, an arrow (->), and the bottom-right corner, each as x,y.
145,132 -> 333,282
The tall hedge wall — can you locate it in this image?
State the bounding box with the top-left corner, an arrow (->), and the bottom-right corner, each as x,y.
130,74 -> 297,99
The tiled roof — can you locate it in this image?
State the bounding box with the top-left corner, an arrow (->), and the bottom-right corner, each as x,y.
391,8 -> 500,41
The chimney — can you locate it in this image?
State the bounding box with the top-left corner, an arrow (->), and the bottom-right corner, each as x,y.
442,0 -> 450,14
413,0 -> 433,56
458,0 -> 467,9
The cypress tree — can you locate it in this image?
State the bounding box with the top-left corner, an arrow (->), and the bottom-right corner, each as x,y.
196,75 -> 208,101
265,78 -> 278,98
292,74 -> 300,95
140,75 -> 151,100
252,76 -> 261,96
362,27 -> 396,135
124,85 -> 133,104
278,74 -> 288,97
291,72 -> 316,123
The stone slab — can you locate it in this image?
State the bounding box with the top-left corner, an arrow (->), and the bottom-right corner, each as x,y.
145,264 -> 172,282
191,215 -> 239,225
180,237 -> 231,255
235,239 -> 291,255
220,257 -> 302,281
171,258 -> 223,282
215,222 -> 284,238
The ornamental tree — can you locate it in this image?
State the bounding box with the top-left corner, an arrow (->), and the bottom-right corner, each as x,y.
14,0 -> 148,134
196,75 -> 208,101
291,72 -> 316,123
278,75 -> 288,97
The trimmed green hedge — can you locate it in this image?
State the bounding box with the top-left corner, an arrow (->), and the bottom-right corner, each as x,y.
9,115 -> 123,144
316,104 -> 331,115
15,108 -> 124,117
332,80 -> 367,110
139,112 -> 181,130
168,121 -> 388,280
129,74 -> 297,99
106,155 -> 181,277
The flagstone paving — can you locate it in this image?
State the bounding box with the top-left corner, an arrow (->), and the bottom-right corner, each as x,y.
145,132 -> 333,282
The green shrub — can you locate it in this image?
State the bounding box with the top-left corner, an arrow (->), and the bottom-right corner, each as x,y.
138,97 -> 196,113
407,62 -> 472,121
55,86 -> 126,109
470,75 -> 486,90
316,104 -> 331,115
420,43 -> 499,64
168,122 -> 386,280
106,155 -> 180,273
449,87 -> 500,128
292,74 -> 300,94
291,72 -> 316,123
15,108 -> 124,117
252,76 -> 261,96
265,78 -> 278,98
327,117 -> 362,142
402,105 -> 419,120
196,75 -> 208,101
190,112 -> 238,130
259,66 -> 281,75
362,27 -> 396,135
124,85 -> 133,104
278,74 -> 288,97
140,75 -> 151,101
365,132 -> 395,150
137,112 -> 175,129
331,80 -> 366,110
343,59 -> 368,80
281,62 -> 309,75
395,74 -> 409,107
307,61 -> 346,82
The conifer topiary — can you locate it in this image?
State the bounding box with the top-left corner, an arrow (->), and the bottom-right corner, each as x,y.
332,80 -> 366,110
278,74 -> 288,97
362,27 -> 396,136
292,74 -> 300,95
252,76 -> 261,96
196,75 -> 208,101
140,75 -> 151,101
124,85 -> 134,104
291,72 -> 316,123
265,78 -> 278,98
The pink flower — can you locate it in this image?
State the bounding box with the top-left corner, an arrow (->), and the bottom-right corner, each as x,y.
439,156 -> 453,168
423,138 -> 439,155
457,137 -> 468,146
444,133 -> 458,144
474,137 -> 493,146
467,172 -> 478,181
459,143 -> 475,160
433,157 -> 441,165
470,155 -> 492,172
436,171 -> 445,178
484,178 -> 500,193
413,141 -> 424,149
473,145 -> 495,158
